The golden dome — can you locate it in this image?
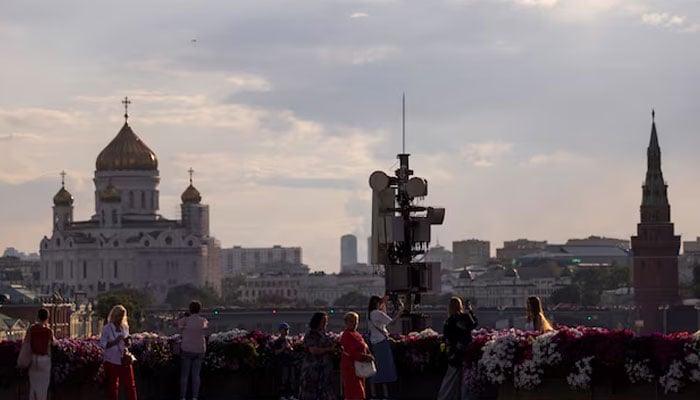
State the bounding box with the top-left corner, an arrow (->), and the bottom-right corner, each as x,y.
181,184 -> 202,204
53,186 -> 74,206
95,122 -> 158,171
100,182 -> 121,203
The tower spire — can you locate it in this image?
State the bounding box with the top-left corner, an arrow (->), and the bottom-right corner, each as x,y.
188,167 -> 194,185
122,96 -> 131,122
641,110 -> 669,214
60,170 -> 66,188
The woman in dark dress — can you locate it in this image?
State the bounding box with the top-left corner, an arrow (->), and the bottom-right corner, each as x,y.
437,296 -> 478,400
298,312 -> 338,400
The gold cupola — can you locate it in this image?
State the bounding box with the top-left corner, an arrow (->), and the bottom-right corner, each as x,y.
95,99 -> 157,171
95,122 -> 158,171
53,187 -> 74,206
53,171 -> 73,206
100,181 -> 121,203
181,168 -> 202,204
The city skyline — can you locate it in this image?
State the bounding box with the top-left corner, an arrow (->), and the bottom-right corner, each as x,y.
2,1 -> 700,272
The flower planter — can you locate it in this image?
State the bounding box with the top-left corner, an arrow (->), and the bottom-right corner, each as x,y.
498,379 -> 592,400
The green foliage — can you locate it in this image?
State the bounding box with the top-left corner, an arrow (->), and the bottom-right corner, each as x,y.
221,275 -> 246,305
693,265 -> 700,297
165,284 -> 220,309
95,288 -> 155,331
570,266 -> 631,306
550,285 -> 581,305
333,291 -> 370,307
312,298 -> 328,307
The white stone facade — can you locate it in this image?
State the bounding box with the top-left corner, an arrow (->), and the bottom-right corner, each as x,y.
239,272 -> 385,305
39,118 -> 221,303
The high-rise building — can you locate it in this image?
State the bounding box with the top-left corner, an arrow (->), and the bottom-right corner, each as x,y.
496,239 -> 547,264
220,245 -> 305,276
630,112 -> 680,334
340,234 -> 358,273
425,245 -> 453,270
39,104 -> 221,302
452,239 -> 490,268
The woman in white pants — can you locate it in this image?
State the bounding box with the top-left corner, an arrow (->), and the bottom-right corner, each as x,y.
25,308 -> 54,400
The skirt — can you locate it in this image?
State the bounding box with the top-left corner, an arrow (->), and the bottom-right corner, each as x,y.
369,339 -> 397,384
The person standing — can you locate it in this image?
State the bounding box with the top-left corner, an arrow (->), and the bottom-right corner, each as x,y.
272,322 -> 297,400
298,312 -> 337,400
25,308 -> 54,400
177,301 -> 208,400
340,312 -> 374,400
525,296 -> 553,333
367,295 -> 402,400
437,296 -> 478,400
99,304 -> 137,400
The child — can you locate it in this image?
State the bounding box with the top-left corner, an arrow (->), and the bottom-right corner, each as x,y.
272,322 -> 297,400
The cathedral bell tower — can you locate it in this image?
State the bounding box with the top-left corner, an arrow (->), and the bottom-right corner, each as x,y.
52,171 -> 74,232
630,111 -> 680,334
180,168 -> 209,237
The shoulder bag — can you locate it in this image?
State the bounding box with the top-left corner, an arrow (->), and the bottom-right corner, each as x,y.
16,325 -> 33,369
354,359 -> 377,378
112,324 -> 136,366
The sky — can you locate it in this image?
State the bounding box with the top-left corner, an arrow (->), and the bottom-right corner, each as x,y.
1,0 -> 700,272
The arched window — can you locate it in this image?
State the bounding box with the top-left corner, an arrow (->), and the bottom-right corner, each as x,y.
129,191 -> 134,208
141,191 -> 145,209
111,209 -> 118,224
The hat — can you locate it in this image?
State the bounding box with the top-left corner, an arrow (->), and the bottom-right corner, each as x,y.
278,322 -> 290,331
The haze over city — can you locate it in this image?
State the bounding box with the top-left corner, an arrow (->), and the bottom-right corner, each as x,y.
2,0 -> 700,272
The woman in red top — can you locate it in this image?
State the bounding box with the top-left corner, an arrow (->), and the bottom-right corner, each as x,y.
26,308 -> 54,400
340,312 -> 374,400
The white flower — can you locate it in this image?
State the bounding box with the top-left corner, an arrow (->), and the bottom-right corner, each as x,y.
208,328 -> 248,344
659,360 -> 684,393
625,359 -> 654,384
514,359 -> 543,389
566,356 -> 594,390
478,331 -> 520,384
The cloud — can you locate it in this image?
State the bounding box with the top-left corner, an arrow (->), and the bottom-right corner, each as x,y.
350,12 -> 369,18
0,132 -> 46,142
460,140 -> 514,168
523,150 -> 588,166
225,74 -> 272,93
316,46 -> 400,65
642,12 -> 686,27
0,108 -> 82,129
513,0 -> 558,8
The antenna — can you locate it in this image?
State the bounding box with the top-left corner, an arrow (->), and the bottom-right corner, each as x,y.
402,93 -> 406,154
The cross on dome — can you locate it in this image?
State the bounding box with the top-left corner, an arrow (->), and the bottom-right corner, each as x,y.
188,167 -> 195,185
60,170 -> 66,187
122,96 -> 131,122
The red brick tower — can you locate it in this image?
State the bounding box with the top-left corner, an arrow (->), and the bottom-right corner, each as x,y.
630,111 -> 680,334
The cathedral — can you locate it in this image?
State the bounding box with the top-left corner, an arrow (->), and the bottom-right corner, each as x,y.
39,99 -> 221,303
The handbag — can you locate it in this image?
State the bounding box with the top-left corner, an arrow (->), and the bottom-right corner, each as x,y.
354,360 -> 377,378
16,326 -> 33,369
121,349 -> 136,366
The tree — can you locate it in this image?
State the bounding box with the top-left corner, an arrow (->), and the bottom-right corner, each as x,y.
549,285 -> 581,305
165,284 -> 220,309
570,265 -> 631,306
333,291 -> 370,307
693,265 -> 700,298
221,275 -> 246,305
95,288 -> 155,331
312,298 -> 328,307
